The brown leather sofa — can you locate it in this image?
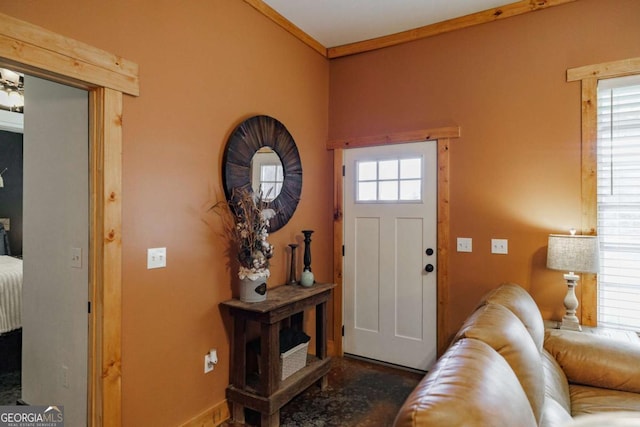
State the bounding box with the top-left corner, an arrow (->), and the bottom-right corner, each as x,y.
393,283 -> 640,426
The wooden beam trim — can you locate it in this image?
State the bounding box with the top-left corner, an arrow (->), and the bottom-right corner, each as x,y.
332,149 -> 344,357
567,57 -> 640,82
0,13 -> 139,95
327,0 -> 577,58
327,126 -> 461,150
100,88 -> 123,427
437,138 -> 450,356
243,0 -> 327,57
580,77 -> 598,327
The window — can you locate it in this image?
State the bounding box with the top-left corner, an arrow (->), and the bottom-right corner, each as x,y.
597,75 -> 640,331
356,157 -> 422,202
259,163 -> 283,201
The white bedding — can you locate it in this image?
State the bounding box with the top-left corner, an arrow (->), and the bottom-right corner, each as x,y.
0,255 -> 22,334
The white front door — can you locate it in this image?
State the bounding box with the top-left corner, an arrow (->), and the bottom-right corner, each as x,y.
344,141 -> 437,371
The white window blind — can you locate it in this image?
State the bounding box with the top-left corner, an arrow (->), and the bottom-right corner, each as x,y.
597,75 -> 640,331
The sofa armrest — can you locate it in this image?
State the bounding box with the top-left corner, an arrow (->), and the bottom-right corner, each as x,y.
544,329 -> 640,393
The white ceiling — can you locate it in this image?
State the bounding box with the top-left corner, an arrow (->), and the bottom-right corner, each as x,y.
262,0 -> 512,48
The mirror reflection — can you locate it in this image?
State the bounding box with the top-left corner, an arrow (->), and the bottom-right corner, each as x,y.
251,147 -> 283,201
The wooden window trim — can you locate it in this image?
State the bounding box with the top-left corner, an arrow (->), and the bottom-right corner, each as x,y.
0,12 -> 139,426
569,57 -> 640,327
329,126 -> 460,357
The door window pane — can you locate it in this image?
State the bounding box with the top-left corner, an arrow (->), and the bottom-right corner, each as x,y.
355,157 -> 422,202
358,162 -> 377,181
379,181 -> 398,201
400,158 -> 421,179
358,182 -> 377,201
379,160 -> 398,180
400,180 -> 421,200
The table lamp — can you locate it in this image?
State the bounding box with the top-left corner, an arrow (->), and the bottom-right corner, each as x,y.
546,231 -> 599,331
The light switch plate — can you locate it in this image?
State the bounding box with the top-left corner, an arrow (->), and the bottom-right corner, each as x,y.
457,237 -> 472,253
147,247 -> 167,269
491,239 -> 508,254
70,247 -> 82,268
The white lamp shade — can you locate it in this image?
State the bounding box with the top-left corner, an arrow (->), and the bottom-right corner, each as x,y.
547,234 -> 599,273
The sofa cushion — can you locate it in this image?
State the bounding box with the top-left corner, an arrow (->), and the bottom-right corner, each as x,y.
454,303 -> 545,423
540,397 -> 573,427
393,338 -> 537,427
570,384 -> 640,416
545,329 -> 640,393
478,282 -> 545,351
542,349 -> 571,413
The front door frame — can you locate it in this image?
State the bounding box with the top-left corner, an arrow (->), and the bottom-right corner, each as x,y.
0,12 -> 139,426
329,126 -> 460,357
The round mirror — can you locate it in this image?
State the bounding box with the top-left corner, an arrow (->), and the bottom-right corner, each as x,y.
223,115 -> 302,232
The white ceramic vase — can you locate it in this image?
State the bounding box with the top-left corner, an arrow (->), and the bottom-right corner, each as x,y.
300,269 -> 314,287
239,275 -> 268,302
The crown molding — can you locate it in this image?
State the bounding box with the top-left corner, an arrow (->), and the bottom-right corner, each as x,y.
246,0 -> 578,59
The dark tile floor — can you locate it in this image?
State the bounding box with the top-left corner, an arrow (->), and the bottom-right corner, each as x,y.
0,347 -> 422,426
0,370 -> 20,405
223,356 -> 423,427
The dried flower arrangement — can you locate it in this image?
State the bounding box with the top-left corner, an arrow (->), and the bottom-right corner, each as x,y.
213,187 -> 276,280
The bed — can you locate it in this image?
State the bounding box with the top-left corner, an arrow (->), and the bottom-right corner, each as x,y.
0,255 -> 22,334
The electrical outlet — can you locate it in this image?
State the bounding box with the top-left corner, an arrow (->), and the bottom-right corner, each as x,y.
491,239 -> 508,254
204,353 -> 214,373
204,348 -> 218,373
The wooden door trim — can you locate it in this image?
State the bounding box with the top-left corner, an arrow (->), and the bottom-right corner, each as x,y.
0,12 -> 139,426
330,127 -> 459,357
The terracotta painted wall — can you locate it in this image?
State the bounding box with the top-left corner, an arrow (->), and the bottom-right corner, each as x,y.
0,1 -> 331,425
329,0 -> 640,343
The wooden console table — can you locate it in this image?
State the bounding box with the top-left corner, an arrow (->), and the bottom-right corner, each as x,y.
221,282 -> 335,427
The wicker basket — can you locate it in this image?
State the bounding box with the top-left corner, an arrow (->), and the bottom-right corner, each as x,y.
280,341 -> 308,381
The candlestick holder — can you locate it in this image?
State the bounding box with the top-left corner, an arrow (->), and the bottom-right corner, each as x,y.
302,230 -> 314,273
288,243 -> 298,285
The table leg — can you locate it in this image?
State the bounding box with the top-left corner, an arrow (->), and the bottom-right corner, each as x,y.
316,301 -> 327,359
316,300 -> 329,390
232,402 -> 245,424
231,316 -> 246,388
261,409 -> 280,427
260,320 -> 280,396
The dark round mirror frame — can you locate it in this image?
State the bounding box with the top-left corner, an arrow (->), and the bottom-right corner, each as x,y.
222,115 -> 302,232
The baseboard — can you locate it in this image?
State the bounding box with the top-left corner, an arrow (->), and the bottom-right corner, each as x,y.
180,399 -> 230,427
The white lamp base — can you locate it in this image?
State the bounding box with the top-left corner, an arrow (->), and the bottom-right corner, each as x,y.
560,273 -> 582,332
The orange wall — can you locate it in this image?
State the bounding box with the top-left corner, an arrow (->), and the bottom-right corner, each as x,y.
0,1 -> 330,425
329,0 -> 640,342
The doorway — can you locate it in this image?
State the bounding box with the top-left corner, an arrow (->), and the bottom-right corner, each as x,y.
21,75 -> 89,425
343,141 -> 438,371
0,11 -> 139,425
